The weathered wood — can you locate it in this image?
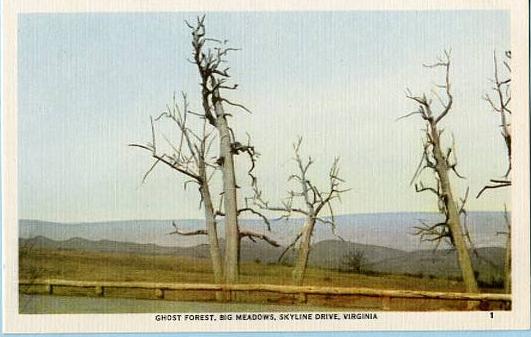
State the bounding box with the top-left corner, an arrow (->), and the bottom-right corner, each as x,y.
95,286 -> 104,296
214,94 -> 240,284
405,53 -> 479,300
190,19 -> 240,285
199,160 -> 225,301
292,217 -> 316,286
430,121 -> 479,294
381,296 -> 391,310
154,288 -> 164,299
505,226 -> 511,294
19,279 -> 511,302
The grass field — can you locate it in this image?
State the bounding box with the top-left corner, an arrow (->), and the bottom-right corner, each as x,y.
19,247 -> 507,311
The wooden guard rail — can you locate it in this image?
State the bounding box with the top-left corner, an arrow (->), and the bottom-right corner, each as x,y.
19,279 -> 511,304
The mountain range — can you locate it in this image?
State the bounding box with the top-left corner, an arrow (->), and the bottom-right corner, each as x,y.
19,211 -> 508,252
20,235 -> 505,285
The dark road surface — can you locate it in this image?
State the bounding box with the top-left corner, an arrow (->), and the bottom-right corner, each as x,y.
19,294 -> 335,314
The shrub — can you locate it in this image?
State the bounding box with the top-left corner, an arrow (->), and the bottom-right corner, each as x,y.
341,249 -> 366,273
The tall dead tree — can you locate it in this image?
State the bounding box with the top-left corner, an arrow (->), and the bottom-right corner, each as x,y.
253,137 -> 348,286
131,17 -> 276,294
401,50 -> 479,294
130,93 -> 224,288
477,50 -> 512,294
131,95 -> 276,301
188,16 -> 274,285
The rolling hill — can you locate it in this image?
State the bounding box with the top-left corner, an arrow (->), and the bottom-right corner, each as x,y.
19,211 -> 508,252
20,235 -> 505,285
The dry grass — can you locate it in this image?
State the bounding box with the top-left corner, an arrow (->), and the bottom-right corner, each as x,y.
19,248 -> 507,311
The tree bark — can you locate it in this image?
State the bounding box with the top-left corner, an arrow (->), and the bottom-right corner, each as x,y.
212,88 -> 240,285
430,122 -> 479,294
504,229 -> 511,294
198,161 -> 225,300
292,217 -> 316,286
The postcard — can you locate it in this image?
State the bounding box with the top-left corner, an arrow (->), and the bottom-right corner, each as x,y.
2,0 -> 529,333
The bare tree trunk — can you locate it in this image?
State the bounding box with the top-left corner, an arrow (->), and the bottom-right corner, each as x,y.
479,51 -> 512,295
504,225 -> 511,294
292,217 -> 316,286
200,186 -> 223,284
131,91 -> 227,299
213,89 -> 240,285
198,162 -> 225,300
404,52 -> 479,309
189,17 -> 267,288
253,138 -> 347,291
430,123 -> 479,294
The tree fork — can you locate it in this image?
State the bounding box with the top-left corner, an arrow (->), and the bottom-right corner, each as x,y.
292,217 -> 316,286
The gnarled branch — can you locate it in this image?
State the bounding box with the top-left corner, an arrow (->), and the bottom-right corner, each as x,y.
239,229 -> 280,247
169,222 -> 208,236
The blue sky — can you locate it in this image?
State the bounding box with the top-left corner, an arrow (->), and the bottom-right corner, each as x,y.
18,11 -> 510,222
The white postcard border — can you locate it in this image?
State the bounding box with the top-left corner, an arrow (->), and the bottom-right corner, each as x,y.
2,0 -> 529,333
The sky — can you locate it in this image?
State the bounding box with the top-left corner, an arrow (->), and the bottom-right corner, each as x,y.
18,11 -> 511,222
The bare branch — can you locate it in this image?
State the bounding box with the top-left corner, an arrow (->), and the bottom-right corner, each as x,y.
141,158 -> 162,184
129,143 -> 202,182
478,49 -> 512,197
415,181 -> 439,196
168,222 -> 208,236
238,207 -> 271,231
476,180 -> 512,198
410,150 -> 428,186
396,110 -> 421,121
239,229 -> 280,247
277,232 -> 302,263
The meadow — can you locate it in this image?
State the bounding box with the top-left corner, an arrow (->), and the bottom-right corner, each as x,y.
19,247 -> 507,311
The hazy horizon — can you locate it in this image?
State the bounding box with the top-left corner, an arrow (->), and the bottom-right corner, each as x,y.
19,209 -> 508,225
19,211 -> 508,251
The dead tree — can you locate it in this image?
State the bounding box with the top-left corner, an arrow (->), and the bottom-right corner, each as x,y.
401,50 -> 479,294
499,206 -> 511,295
477,50 -> 512,294
188,16 -> 275,284
188,16 -> 242,285
131,17 -> 276,296
129,93 -> 224,288
477,50 -> 512,198
253,137 -> 348,286
131,94 -> 276,302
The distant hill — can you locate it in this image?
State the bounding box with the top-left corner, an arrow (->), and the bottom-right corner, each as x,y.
19,211 -> 508,252
20,236 -> 505,285
19,236 -> 284,263
282,239 -> 406,269
368,247 -> 505,284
